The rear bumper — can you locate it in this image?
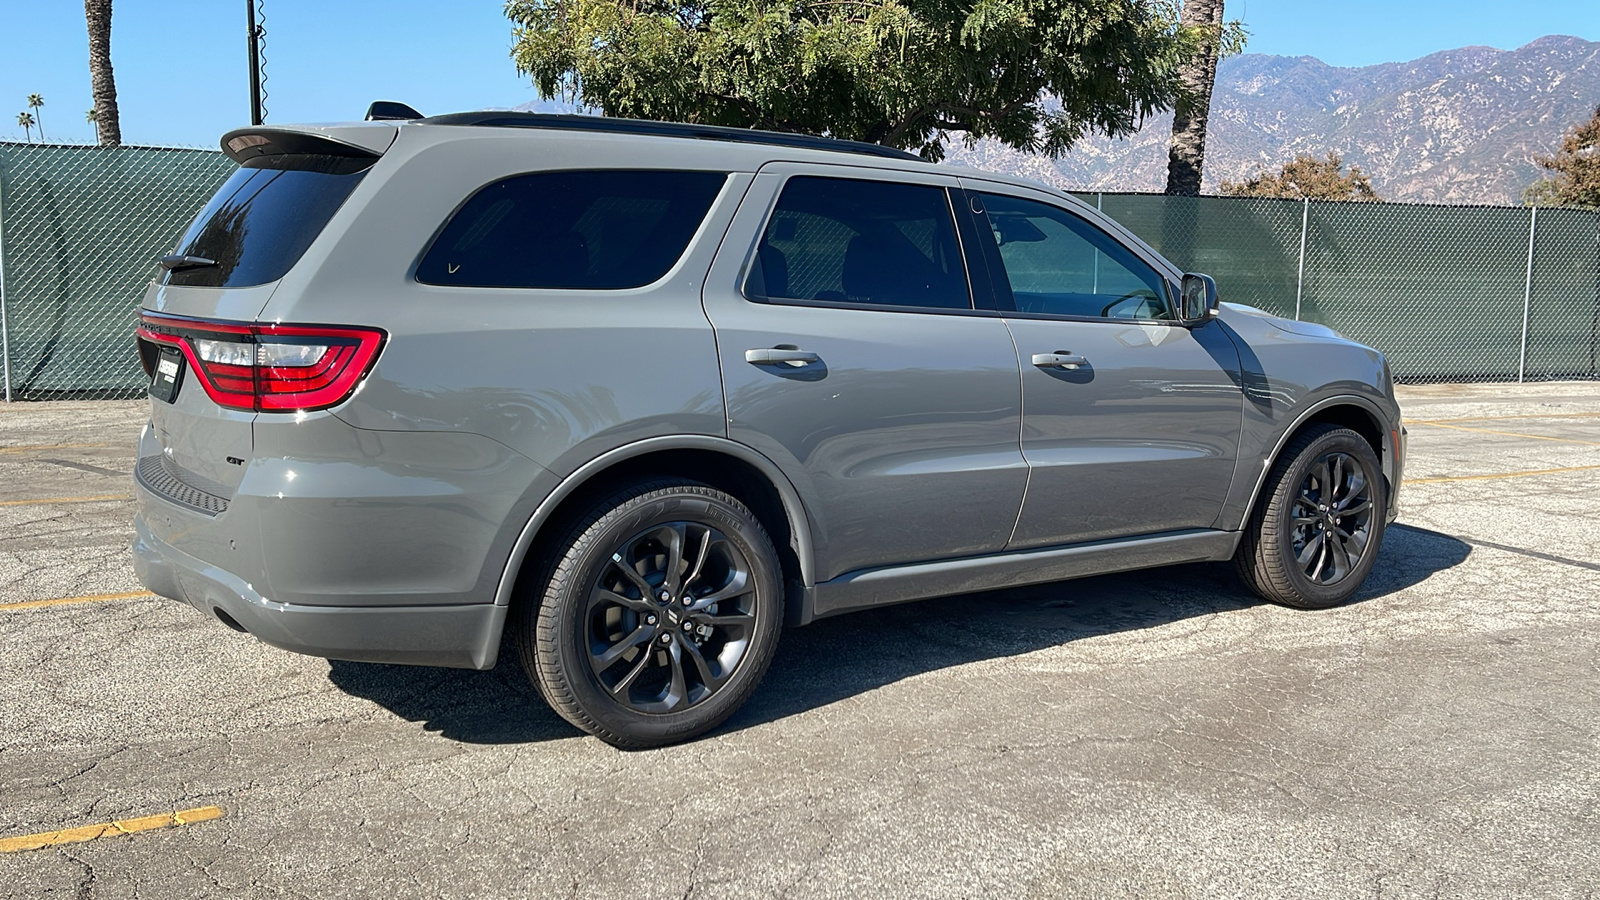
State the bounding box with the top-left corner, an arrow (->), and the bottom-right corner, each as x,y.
132,515 -> 506,670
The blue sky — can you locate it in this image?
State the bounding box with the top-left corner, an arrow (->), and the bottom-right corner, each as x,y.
2,1 -> 1597,147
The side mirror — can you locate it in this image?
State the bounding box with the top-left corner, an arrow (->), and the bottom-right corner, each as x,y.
1179,273 -> 1219,325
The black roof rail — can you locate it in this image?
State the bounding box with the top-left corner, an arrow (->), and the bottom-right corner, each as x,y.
416,112 -> 923,162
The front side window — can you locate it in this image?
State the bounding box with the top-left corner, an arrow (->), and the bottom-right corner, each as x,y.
979,193 -> 1173,321
745,177 -> 972,311
417,170 -> 727,289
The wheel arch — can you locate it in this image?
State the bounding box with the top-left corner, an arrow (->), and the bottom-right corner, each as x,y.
1239,396 -> 1394,529
491,436 -> 816,621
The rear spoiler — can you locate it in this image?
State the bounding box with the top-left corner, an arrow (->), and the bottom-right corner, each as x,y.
219,123 -> 397,164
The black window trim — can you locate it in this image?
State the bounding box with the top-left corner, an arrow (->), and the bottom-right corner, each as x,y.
410,167 -> 733,293
956,183 -> 1189,328
737,172 -> 983,316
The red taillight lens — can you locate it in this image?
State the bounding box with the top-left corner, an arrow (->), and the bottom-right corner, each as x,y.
137,313 -> 385,412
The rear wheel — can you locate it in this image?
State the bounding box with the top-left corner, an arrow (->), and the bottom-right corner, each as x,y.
518,479 -> 783,748
1236,424 -> 1387,609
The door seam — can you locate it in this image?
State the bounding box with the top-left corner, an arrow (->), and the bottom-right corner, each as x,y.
697,173 -> 762,439
1000,318 -> 1030,548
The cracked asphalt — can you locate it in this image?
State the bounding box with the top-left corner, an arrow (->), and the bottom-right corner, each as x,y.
2,383 -> 1599,898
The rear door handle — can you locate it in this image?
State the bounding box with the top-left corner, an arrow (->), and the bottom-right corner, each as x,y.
746,348 -> 820,365
1031,352 -> 1089,370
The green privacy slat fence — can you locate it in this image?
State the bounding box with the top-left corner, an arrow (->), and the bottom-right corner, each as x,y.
1076,193 -> 1307,322
0,142 -> 237,400
1073,192 -> 1600,383
0,142 -> 1597,399
1525,207 -> 1600,382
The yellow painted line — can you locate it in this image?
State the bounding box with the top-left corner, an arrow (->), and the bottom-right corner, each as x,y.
0,591 -> 155,612
0,494 -> 132,507
1408,420 -> 1600,447
1407,412 -> 1600,425
0,443 -> 110,454
1405,463 -> 1600,485
0,805 -> 224,853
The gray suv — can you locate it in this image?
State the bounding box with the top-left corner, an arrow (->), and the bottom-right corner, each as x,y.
133,112 -> 1405,747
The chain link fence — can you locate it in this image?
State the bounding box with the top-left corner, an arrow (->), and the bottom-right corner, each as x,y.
0,142 -> 1597,398
0,142 -> 236,400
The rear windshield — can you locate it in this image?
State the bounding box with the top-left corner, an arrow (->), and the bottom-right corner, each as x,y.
165,154 -> 372,288
416,170 -> 727,290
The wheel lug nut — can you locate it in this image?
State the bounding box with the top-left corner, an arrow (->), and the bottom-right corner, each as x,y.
682,621 -> 694,632
659,633 -> 672,644
658,590 -> 671,602
646,615 -> 657,625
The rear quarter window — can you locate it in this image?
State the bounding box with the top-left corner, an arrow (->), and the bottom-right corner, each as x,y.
416,170 -> 727,290
166,154 -> 372,288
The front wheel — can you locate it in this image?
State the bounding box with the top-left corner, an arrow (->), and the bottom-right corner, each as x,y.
518,479 -> 783,748
1236,424 -> 1387,609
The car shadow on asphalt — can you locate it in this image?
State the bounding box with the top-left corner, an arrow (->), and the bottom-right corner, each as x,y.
326,523 -> 1469,745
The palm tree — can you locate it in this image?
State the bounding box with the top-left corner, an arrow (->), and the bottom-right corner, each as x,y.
1165,0 -> 1225,196
26,93 -> 45,141
85,107 -> 99,142
84,0 -> 121,146
17,111 -> 35,142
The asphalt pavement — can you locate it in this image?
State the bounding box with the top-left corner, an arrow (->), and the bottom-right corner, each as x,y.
2,382 -> 1598,898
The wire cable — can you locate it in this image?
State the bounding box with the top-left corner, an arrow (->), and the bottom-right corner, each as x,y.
255,0 -> 270,122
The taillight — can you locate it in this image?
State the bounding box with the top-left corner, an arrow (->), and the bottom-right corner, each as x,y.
136,313 -> 385,412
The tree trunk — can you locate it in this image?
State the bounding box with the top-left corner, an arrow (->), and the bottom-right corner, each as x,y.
85,0 -> 121,147
1164,0 -> 1223,196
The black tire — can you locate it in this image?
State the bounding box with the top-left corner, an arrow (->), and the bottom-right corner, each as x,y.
516,478 -> 783,748
1235,424 -> 1387,609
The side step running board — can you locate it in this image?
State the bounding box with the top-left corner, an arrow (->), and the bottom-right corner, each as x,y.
799,529 -> 1240,623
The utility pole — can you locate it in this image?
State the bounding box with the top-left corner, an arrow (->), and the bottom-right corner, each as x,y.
246,0 -> 264,125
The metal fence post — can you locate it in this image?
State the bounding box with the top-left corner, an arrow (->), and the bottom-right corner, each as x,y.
0,155 -> 11,403
1294,198 -> 1309,321
1518,206 -> 1537,383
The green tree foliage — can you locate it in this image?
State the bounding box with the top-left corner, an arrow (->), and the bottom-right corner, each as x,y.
1523,106 -> 1600,208
1219,152 -> 1380,202
507,0 -> 1197,159
16,111 -> 35,142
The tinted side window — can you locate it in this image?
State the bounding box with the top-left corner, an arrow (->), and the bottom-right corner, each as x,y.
417,170 -> 726,289
745,177 -> 971,310
167,154 -> 371,288
979,193 -> 1172,321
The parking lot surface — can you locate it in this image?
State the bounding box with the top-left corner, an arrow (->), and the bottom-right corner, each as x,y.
2,382 -> 1599,898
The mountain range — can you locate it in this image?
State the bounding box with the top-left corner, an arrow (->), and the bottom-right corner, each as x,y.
944,35 -> 1600,206
513,35 -> 1600,206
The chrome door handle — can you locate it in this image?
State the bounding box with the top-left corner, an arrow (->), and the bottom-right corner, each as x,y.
746,348 -> 820,365
1031,352 -> 1089,370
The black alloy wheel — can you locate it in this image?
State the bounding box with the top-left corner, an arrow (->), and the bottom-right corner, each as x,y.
1236,424 -> 1388,609
584,521 -> 758,713
1289,450 -> 1375,586
518,479 -> 782,748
